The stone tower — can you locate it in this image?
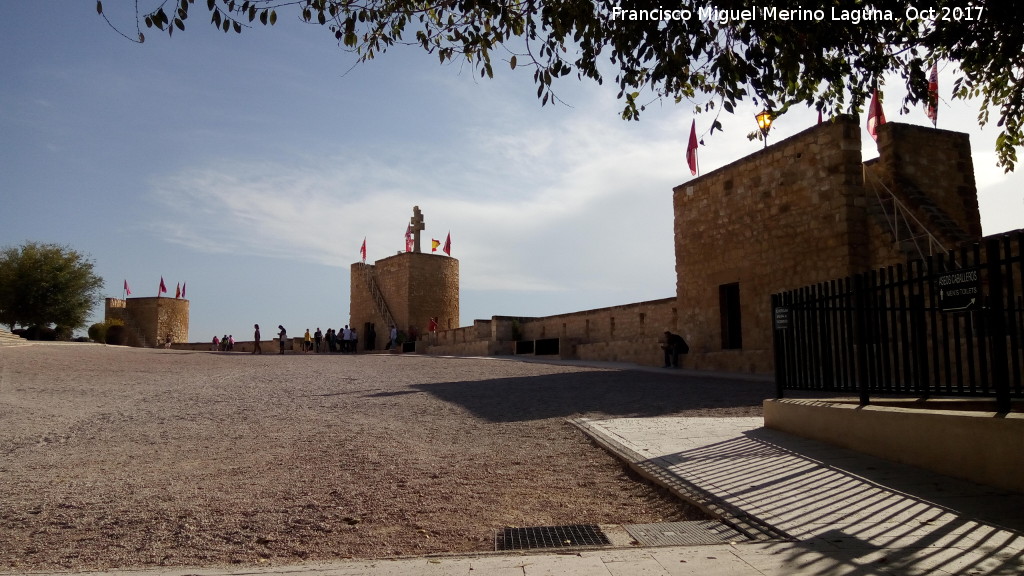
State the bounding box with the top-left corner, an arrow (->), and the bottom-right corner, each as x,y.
105,297 -> 190,347
349,207 -> 459,350
350,253 -> 459,350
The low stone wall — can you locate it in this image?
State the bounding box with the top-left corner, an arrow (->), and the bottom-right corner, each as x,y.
417,340 -> 505,357
412,298 -> 681,367
764,399 -> 1024,493
576,338 -> 664,366
171,338 -> 306,353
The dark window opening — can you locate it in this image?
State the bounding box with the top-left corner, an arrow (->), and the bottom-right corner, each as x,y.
720,283 -> 742,350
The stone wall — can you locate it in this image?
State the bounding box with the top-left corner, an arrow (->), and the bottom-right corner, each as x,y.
418,298 -> 678,366
672,117 -> 980,373
873,122 -> 981,244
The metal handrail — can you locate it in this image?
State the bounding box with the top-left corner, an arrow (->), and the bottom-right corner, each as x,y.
361,263 -> 396,332
863,167 -> 948,260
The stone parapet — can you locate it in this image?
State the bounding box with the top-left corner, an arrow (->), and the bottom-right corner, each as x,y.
765,399 -> 1024,493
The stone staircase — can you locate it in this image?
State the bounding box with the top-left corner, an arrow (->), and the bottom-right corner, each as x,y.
865,175 -> 971,262
0,328 -> 28,346
361,263 -> 396,332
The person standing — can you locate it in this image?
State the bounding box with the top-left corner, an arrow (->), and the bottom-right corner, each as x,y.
314,327 -> 323,353
388,324 -> 397,350
212,335 -> 220,351
278,325 -> 288,355
253,324 -> 262,354
304,329 -> 312,353
661,330 -> 689,368
350,327 -> 358,353
342,325 -> 352,353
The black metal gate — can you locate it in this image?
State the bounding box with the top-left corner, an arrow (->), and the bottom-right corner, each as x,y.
772,231 -> 1023,412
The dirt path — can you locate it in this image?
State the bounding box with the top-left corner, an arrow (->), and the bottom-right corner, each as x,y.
0,344 -> 773,571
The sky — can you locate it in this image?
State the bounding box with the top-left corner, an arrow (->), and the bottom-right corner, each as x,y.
2,3 -> 1022,342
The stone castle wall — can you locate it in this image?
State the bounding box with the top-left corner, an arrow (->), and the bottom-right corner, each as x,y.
420,298 -> 678,366
672,117 -> 980,373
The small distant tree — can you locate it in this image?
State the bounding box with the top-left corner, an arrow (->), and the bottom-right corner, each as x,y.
0,242 -> 105,333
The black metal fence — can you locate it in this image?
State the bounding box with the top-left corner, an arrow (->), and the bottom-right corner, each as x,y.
772,230 -> 1023,412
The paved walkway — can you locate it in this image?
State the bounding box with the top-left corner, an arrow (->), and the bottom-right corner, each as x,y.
50,413 -> 1023,576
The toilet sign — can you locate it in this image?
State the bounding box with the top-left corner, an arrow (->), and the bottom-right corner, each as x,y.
936,268 -> 980,312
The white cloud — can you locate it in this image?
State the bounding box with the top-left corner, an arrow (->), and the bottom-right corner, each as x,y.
148,83 -> 685,303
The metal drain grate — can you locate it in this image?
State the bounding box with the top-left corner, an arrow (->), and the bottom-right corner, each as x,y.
624,521 -> 747,546
495,524 -> 611,551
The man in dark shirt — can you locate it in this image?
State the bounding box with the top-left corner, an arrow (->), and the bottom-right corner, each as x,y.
662,330 -> 688,368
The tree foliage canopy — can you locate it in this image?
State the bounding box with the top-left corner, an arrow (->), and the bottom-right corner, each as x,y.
100,0 -> 1024,170
0,242 -> 105,332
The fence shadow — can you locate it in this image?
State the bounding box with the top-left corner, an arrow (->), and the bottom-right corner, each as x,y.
642,426 -> 1024,575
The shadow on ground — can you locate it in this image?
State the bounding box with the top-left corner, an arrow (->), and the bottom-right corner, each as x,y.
640,427 -> 1024,575
412,368 -> 774,422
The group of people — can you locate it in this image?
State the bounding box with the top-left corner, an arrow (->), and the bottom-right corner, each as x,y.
247,323 -> 371,355
211,334 -> 235,351
300,326 -> 361,353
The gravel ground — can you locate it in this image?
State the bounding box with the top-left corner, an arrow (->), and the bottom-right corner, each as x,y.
0,344 -> 774,572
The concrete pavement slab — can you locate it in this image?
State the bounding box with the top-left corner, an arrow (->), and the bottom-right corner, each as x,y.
574,415 -> 1024,576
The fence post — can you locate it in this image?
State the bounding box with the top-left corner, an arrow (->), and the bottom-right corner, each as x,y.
853,273 -> 871,405
986,238 -> 1011,412
772,293 -> 786,399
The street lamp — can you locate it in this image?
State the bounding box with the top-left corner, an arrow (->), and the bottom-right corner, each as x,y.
755,109 -> 773,147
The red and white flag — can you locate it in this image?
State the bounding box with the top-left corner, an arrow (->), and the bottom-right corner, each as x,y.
181,281 -> 186,298
158,276 -> 167,296
123,280 -> 131,296
175,283 -> 181,299
686,119 -> 699,176
926,63 -> 938,127
867,88 -> 886,141
360,237 -> 366,262
442,232 -> 451,256
404,224 -> 413,252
